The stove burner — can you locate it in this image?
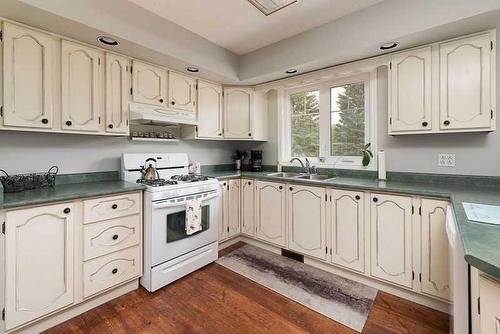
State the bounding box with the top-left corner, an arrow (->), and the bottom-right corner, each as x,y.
136,178 -> 178,187
171,174 -> 210,182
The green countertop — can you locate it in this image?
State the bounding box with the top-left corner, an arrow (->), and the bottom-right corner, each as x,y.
206,170 -> 500,280
1,180 -> 146,209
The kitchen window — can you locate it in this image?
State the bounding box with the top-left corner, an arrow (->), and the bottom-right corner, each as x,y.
283,73 -> 376,169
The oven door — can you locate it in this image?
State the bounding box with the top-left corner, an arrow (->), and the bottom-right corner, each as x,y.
151,190 -> 218,267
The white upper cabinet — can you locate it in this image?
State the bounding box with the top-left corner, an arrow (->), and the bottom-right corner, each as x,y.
241,179 -> 255,237
330,189 -> 365,273
105,53 -> 131,134
287,184 -> 327,260
132,60 -> 167,107
4,202 -> 75,330
389,46 -> 432,133
223,87 -> 253,139
168,72 -> 196,112
370,193 -> 414,289
255,181 -> 287,248
439,33 -> 494,131
61,40 -> 103,132
196,80 -> 223,138
2,22 -> 55,129
420,199 -> 451,301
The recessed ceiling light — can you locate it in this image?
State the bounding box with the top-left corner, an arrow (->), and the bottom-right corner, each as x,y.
248,0 -> 298,16
379,41 -> 399,51
285,69 -> 298,74
186,67 -> 199,73
97,36 -> 119,46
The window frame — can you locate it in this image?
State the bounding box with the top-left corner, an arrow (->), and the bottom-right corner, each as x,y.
282,71 -> 377,170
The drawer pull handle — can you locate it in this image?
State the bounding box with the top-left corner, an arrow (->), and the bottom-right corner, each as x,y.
41,118 -> 49,124
112,268 -> 118,274
112,234 -> 119,240
443,120 -> 450,126
64,208 -> 71,214
66,120 -> 72,126
355,195 -> 360,200
373,197 -> 378,203
112,204 -> 118,209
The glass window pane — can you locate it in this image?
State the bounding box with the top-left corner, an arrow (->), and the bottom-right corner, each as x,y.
330,82 -> 365,156
290,90 -> 319,157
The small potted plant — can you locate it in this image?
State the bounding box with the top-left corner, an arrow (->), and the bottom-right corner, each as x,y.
361,143 -> 373,167
232,150 -> 247,170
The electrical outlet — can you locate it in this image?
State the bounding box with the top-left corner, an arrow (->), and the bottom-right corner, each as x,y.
438,154 -> 455,167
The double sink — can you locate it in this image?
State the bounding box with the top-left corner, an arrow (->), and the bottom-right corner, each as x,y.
266,172 -> 335,181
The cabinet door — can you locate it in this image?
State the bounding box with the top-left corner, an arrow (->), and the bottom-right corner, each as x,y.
420,199 -> 451,301
218,181 -> 228,241
2,22 -> 54,129
479,274 -> 500,334
370,193 -> 414,288
223,87 -> 253,139
61,40 -> 103,132
132,60 -> 167,107
330,189 -> 365,273
389,46 -> 432,133
255,181 -> 286,247
439,33 -> 493,130
168,72 -> 196,112
4,203 -> 74,330
287,185 -> 326,260
197,80 -> 223,138
227,179 -> 241,238
105,53 -> 131,134
241,179 -> 255,237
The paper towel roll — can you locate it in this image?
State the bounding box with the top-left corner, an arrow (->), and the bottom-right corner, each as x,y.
378,150 -> 386,181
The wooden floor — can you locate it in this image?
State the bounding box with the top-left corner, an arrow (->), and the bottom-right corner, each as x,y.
46,242 -> 450,334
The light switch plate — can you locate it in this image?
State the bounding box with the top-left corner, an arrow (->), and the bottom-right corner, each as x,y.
438,153 -> 455,167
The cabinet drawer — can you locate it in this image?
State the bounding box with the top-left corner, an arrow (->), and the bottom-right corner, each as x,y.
83,246 -> 141,298
83,192 -> 141,223
83,214 -> 141,260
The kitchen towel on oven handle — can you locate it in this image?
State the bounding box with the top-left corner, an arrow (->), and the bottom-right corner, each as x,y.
186,198 -> 202,235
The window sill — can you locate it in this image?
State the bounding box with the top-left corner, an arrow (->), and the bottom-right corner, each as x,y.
282,161 -> 376,171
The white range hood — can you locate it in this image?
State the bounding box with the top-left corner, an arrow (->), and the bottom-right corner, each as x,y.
129,103 -> 198,126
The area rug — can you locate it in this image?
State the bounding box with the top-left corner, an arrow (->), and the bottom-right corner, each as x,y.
216,245 -> 377,332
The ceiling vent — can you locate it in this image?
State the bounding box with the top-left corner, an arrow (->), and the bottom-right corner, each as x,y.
248,0 -> 298,16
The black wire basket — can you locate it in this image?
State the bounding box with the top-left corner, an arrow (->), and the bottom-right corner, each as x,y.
0,166 -> 59,193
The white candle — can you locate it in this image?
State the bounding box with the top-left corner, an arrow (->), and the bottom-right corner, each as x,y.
378,150 -> 386,181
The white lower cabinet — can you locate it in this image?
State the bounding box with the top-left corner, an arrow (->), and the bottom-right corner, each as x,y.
479,274 -> 500,333
420,199 -> 451,301
227,179 -> 241,238
2,192 -> 142,332
218,177 -> 452,306
370,193 -> 414,288
4,203 -> 75,331
218,181 -> 228,241
255,181 -> 287,247
330,189 -> 365,273
287,184 -> 327,260
241,179 -> 255,237
218,180 -> 240,240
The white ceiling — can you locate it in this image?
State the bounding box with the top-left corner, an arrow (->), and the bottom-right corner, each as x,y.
128,0 -> 383,55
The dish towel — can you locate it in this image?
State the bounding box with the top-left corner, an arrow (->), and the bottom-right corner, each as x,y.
185,198 -> 202,235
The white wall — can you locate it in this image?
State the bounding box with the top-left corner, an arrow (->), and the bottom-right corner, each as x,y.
0,132 -> 237,174
240,31 -> 500,177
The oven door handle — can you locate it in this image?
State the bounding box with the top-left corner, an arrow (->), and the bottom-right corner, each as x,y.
152,192 -> 219,209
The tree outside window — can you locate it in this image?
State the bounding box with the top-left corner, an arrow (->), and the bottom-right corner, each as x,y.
290,90 -> 320,157
330,82 -> 365,157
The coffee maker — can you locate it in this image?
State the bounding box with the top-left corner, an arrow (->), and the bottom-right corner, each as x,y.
249,150 -> 263,172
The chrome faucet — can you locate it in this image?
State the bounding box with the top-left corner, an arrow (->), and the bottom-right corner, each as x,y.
290,158 -> 315,174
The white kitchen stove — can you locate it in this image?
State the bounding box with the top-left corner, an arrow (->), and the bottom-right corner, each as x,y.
121,153 -> 219,292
